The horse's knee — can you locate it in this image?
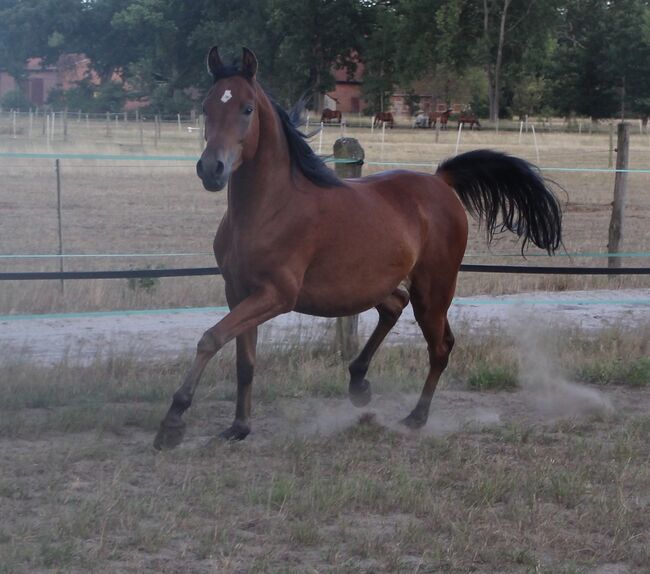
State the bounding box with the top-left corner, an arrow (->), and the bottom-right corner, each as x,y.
197,330 -> 220,354
445,324 -> 455,353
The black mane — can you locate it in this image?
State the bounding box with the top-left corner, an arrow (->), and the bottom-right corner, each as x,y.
271,99 -> 342,188
210,66 -> 341,188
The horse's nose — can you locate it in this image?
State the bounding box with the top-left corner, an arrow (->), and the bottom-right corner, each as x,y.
196,159 -> 225,180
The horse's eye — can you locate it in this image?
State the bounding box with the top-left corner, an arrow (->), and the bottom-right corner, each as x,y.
244,105 -> 254,115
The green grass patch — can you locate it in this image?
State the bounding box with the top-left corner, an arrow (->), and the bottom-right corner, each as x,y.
578,357 -> 650,387
467,361 -> 518,391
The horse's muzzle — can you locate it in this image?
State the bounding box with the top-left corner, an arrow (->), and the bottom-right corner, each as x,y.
196,158 -> 228,191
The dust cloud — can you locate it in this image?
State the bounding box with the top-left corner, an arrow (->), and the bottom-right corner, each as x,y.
285,313 -> 615,440
512,312 -> 614,418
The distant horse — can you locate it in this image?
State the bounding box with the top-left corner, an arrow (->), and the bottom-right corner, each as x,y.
373,111 -> 394,128
153,47 -> 562,449
320,108 -> 342,124
429,109 -> 452,129
458,111 -> 481,130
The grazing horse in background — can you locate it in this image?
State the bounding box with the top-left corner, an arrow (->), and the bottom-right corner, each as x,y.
373,111 -> 394,128
429,109 -> 452,129
458,111 -> 481,130
320,108 -> 342,124
153,47 -> 563,450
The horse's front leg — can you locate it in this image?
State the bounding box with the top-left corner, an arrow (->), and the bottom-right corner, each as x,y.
153,285 -> 293,450
220,327 -> 258,441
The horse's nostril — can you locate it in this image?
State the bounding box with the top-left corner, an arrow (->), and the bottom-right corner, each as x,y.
215,161 -> 225,176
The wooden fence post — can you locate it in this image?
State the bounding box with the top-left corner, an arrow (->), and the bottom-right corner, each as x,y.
55,159 -> 64,293
608,122 -> 614,168
608,122 -> 630,269
332,137 -> 364,359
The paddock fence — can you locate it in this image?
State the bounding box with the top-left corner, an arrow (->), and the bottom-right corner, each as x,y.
1,149 -> 650,282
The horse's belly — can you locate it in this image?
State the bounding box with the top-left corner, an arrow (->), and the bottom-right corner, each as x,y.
294,255 -> 413,317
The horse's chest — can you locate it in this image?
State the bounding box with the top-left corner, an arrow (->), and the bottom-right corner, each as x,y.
215,232 -> 273,290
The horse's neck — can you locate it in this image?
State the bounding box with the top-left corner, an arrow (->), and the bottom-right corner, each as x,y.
228,91 -> 292,219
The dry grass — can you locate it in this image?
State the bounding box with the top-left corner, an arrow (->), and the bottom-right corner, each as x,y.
1,122 -> 649,314
1,323 -> 649,573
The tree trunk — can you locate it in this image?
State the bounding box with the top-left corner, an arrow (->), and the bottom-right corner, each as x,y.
484,0 -> 511,122
493,0 -> 511,122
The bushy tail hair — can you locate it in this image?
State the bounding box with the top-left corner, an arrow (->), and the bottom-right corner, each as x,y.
437,150 -> 562,253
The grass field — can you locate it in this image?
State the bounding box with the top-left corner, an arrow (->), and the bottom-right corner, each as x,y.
1,324 -> 649,573
1,117 -> 649,573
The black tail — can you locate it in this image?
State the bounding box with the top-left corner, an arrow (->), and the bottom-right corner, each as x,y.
437,150 -> 562,253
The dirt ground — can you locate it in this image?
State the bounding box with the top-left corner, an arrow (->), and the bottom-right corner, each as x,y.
1,381 -> 649,573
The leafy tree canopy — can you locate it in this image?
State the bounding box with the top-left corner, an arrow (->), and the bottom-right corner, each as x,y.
0,0 -> 649,119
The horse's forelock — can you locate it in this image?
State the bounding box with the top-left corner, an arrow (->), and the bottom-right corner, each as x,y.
210,65 -> 246,84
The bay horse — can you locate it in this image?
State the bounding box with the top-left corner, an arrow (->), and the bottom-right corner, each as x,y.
429,109 -> 452,129
458,111 -> 481,130
153,47 -> 562,450
320,108 -> 342,124
373,111 -> 394,128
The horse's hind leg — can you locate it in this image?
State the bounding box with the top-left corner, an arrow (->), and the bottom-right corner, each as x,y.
348,287 -> 410,407
402,290 -> 455,429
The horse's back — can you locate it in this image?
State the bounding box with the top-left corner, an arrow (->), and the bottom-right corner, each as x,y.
348,170 -> 465,226
346,169 -> 468,265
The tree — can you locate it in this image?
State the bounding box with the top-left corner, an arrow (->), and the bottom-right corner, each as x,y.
0,0 -> 82,80
481,0 -> 557,121
550,0 -> 650,119
266,0 -> 371,108
361,2 -> 401,113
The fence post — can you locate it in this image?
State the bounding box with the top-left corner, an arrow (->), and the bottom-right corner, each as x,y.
55,159 -> 64,293
63,109 -> 68,142
608,122 -> 630,269
608,122 -> 614,168
332,137 -> 364,359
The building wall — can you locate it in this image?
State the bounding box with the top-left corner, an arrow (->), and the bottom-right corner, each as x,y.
327,82 -> 366,114
0,55 -> 90,106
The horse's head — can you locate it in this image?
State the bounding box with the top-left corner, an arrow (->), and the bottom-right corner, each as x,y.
196,47 -> 260,192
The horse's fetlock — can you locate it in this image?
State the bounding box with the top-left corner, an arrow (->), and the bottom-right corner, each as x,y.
349,361 -> 368,380
172,391 -> 192,410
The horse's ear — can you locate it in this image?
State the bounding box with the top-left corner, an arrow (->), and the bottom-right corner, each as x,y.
207,46 -> 223,79
241,47 -> 257,80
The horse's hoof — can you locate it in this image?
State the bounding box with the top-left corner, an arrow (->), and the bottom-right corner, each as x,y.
153,419 -> 186,450
218,421 -> 250,441
349,378 -> 372,407
400,411 -> 427,430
